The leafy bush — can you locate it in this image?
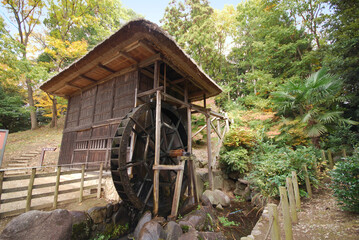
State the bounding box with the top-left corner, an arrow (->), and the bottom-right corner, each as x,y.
248,142 -> 319,197
219,147 -> 250,173
243,95 -> 272,110
330,150 -> 359,212
223,127 -> 256,150
322,124 -> 359,153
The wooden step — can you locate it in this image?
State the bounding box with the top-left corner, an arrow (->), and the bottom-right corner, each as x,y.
12,160 -> 29,164
12,157 -> 32,160
7,163 -> 28,167
20,154 -> 37,157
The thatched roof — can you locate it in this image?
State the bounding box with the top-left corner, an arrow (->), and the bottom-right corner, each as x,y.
40,19 -> 222,101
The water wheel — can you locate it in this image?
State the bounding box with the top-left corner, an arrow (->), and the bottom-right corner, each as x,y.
110,102 -> 188,215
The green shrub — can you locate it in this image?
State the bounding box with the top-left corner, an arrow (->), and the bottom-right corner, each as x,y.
219,147 -> 250,173
248,142 -> 319,197
322,124 -> 359,153
223,127 -> 256,150
330,150 -> 359,212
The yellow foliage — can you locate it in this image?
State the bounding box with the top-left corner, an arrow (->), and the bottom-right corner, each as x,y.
44,36 -> 88,70
224,127 -> 256,149
35,91 -> 67,118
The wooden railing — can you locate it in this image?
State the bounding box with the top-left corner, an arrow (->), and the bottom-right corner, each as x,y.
0,162 -> 105,218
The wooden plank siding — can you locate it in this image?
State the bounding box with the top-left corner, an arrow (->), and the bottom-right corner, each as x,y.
58,70 -> 138,167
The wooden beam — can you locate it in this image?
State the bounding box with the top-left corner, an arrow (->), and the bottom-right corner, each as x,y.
153,90 -> 162,216
206,112 -> 214,191
154,61 -> 160,88
98,64 -> 115,73
170,158 -> 185,218
137,86 -> 163,98
138,40 -> 156,54
65,83 -> 81,90
119,51 -> 138,63
80,75 -> 97,83
171,78 -> 185,85
152,165 -> 184,171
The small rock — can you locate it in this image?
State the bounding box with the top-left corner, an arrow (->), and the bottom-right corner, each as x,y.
178,209 -> 207,231
216,204 -> 224,210
201,194 -> 212,207
198,231 -> 226,240
164,221 -> 183,240
88,206 -> 107,224
138,220 -> 166,240
252,229 -> 261,236
203,189 -> 230,207
178,228 -> 197,240
134,211 -> 151,240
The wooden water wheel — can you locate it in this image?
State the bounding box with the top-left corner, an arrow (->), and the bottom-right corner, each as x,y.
110,102 -> 188,215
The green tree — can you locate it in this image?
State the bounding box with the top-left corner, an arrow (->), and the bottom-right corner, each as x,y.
161,0 -> 231,79
2,0 -> 45,130
44,0 -> 139,48
324,0 -> 359,123
272,68 -> 357,146
224,0 -> 315,107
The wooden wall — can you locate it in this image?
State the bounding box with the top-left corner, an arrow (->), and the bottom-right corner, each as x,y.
59,70 -> 138,167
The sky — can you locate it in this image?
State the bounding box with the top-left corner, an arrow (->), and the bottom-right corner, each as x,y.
122,0 -> 241,24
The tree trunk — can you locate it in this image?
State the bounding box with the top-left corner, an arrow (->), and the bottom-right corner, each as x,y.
50,96 -> 58,128
26,78 -> 38,130
311,136 -> 320,148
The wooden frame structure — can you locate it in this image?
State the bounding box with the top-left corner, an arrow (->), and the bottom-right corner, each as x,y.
40,19 -> 225,216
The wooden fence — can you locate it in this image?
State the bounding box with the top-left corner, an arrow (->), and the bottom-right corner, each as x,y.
0,162 -> 105,218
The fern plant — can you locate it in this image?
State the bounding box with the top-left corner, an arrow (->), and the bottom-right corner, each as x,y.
272,68 -> 357,146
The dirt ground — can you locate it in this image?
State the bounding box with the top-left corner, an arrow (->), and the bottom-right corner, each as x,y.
254,186 -> 359,240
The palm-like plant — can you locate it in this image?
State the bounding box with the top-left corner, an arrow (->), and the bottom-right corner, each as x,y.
272,68 -> 357,146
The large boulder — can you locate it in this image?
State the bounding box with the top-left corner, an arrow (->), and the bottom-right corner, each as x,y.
203,189 -> 231,207
133,211 -> 152,240
138,220 -> 166,240
88,206 -> 107,224
0,209 -> 72,240
164,221 -> 183,240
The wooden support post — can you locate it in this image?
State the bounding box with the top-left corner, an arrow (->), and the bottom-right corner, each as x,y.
303,164 -> 312,198
53,166 -> 61,209
321,150 -> 327,164
286,177 -> 298,224
79,164 -> 85,202
0,171 -> 4,209
184,80 -> 193,198
26,168 -> 36,212
279,186 -> 293,240
217,118 -> 221,145
291,171 -> 301,210
170,157 -> 186,218
343,149 -> 347,158
328,149 -> 334,169
268,203 -> 281,240
153,90 -> 162,215
206,111 -> 214,191
97,163 -> 103,198
225,113 -> 230,132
